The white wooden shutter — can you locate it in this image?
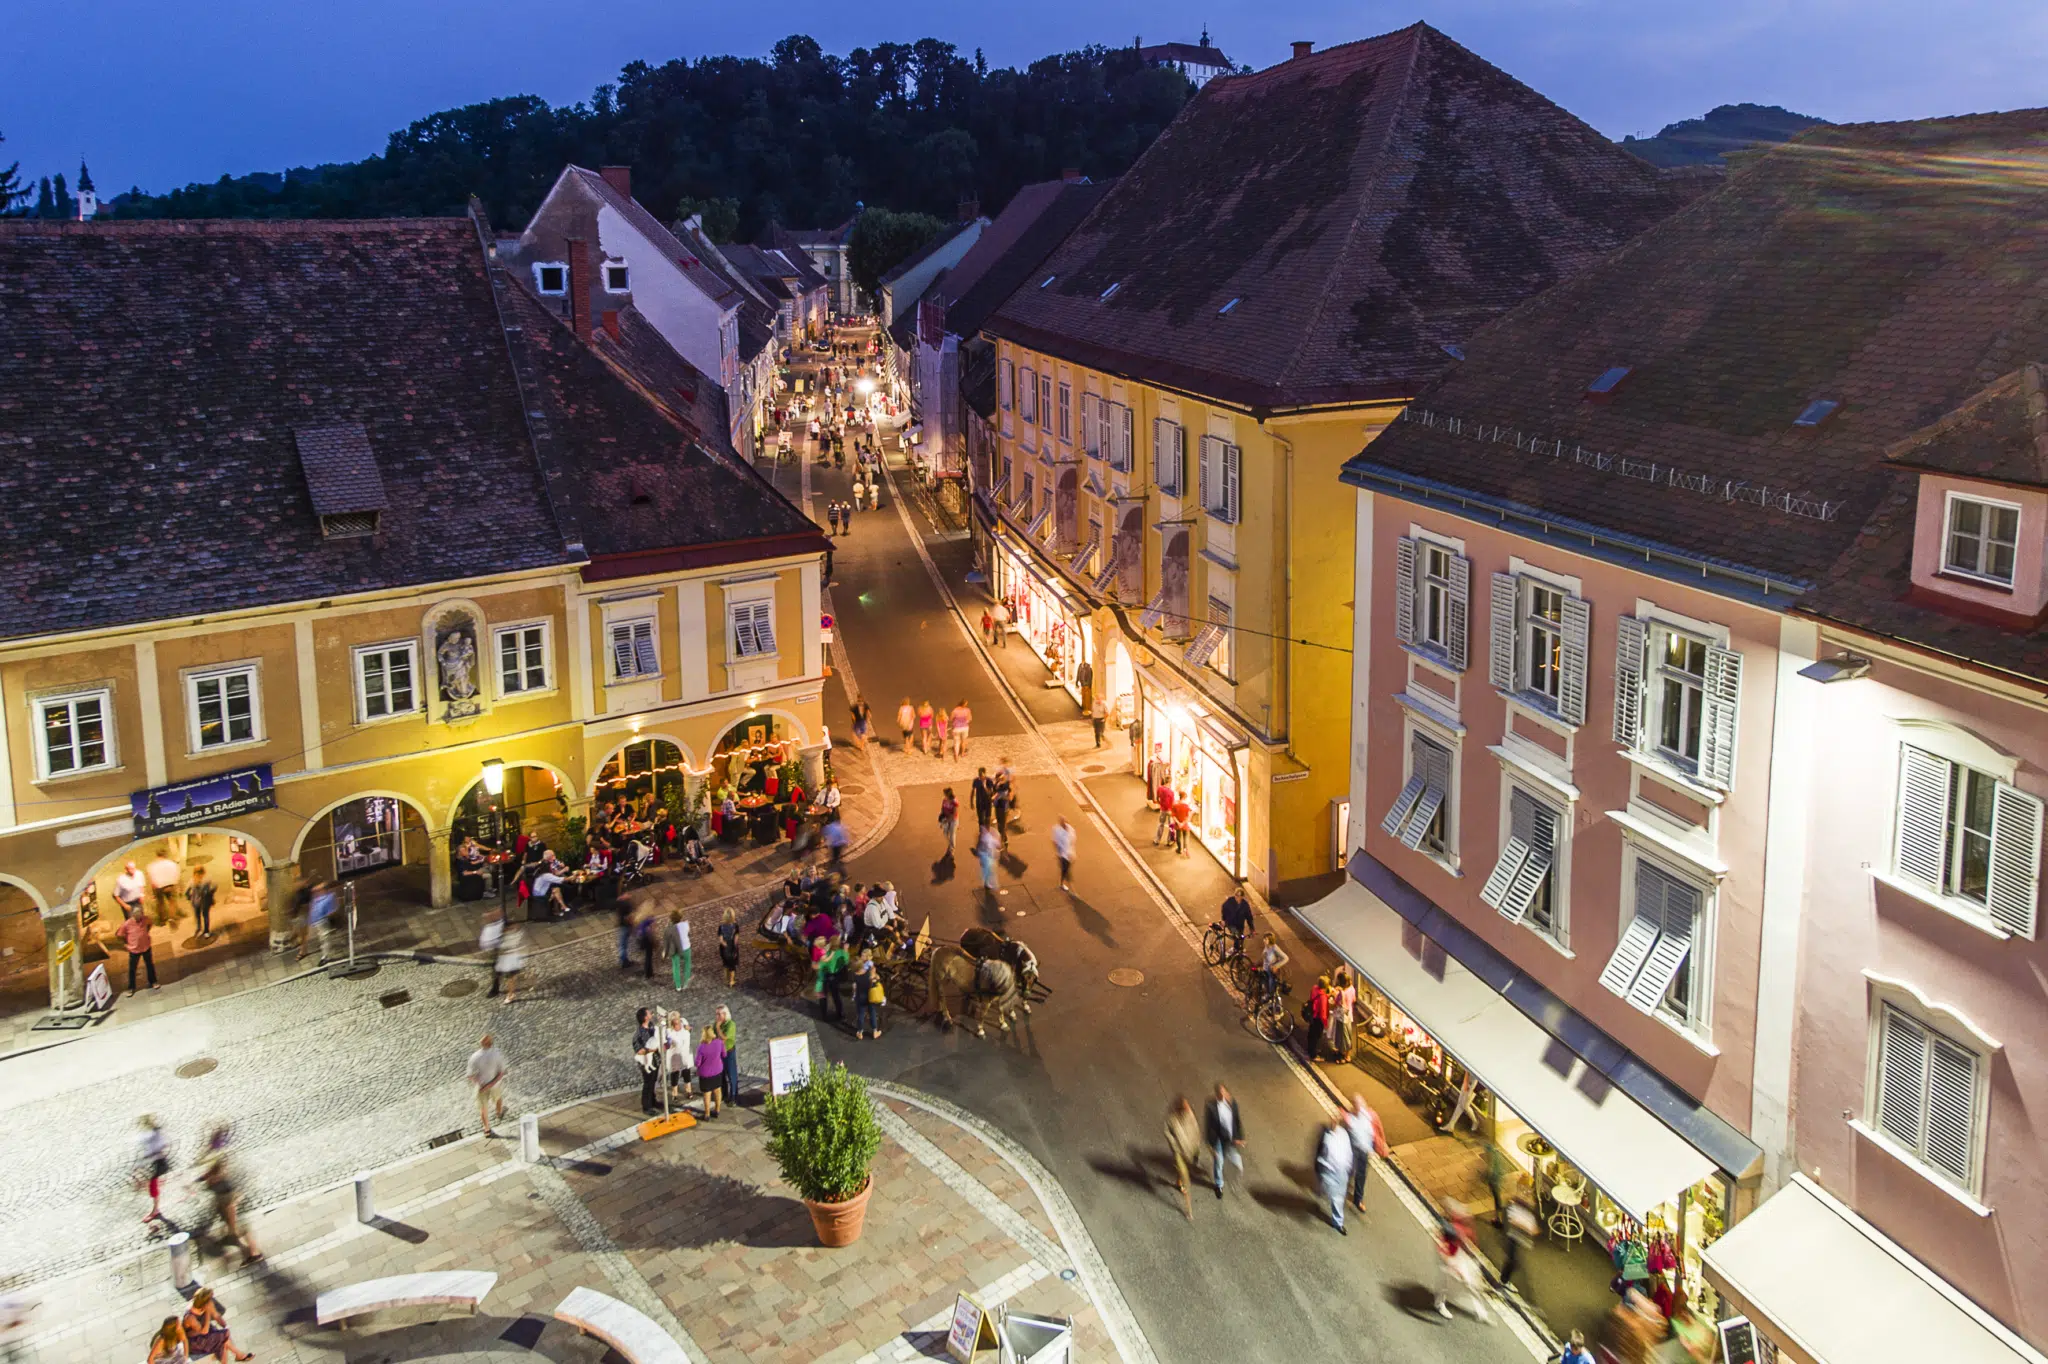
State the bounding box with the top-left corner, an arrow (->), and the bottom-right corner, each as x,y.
1400,739 -> 1451,850
1627,866 -> 1698,1012
1222,441 -> 1241,522
1446,553 -> 1471,673
1401,785 -> 1446,851
1876,1006 -> 1928,1149
1895,747 -> 1952,887
1559,595 -> 1591,727
1117,404 -> 1135,472
1198,435 -> 1215,510
1169,422 -> 1185,494
1498,802 -> 1556,924
1599,908 -> 1662,1000
1381,773 -> 1425,837
1987,782 -> 2043,938
1488,573 -> 1517,692
1480,836 -> 1531,910
1923,1033 -> 1978,1183
1701,644 -> 1743,789
1079,394 -> 1097,455
1613,616 -> 1647,747
731,605 -> 759,657
631,620 -> 657,674
742,601 -> 776,656
1392,538 -> 1418,648
611,624 -> 635,677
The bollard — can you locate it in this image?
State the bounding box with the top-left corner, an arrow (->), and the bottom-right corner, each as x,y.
520,1113 -> 540,1164
354,1171 -> 375,1224
166,1231 -> 195,1292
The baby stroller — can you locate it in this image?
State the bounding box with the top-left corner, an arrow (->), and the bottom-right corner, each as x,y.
676,830 -> 713,876
617,840 -> 655,891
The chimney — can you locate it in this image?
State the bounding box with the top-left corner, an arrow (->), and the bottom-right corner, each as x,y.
1061,167 -> 1082,184
1292,40 -> 1314,60
956,196 -> 979,223
601,309 -> 621,341
566,238 -> 593,343
599,165 -> 632,199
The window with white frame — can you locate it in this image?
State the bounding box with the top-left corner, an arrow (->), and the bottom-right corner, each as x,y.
1482,785 -> 1563,939
494,623 -> 550,696
1382,730 -> 1454,857
1870,1001 -> 1986,1191
729,598 -> 778,658
1081,394 -> 1102,459
533,262 -> 567,295
35,688 -> 113,778
1018,368 -> 1037,423
1393,537 -> 1470,670
1038,374 -> 1053,432
355,642 -> 419,721
609,617 -> 659,679
1599,855 -> 1708,1026
603,262 -> 630,292
1942,494 -> 2020,587
1614,616 -> 1741,789
1107,402 -> 1134,473
1894,746 -> 2041,936
187,665 -> 259,751
1153,418 -> 1185,495
1198,434 -> 1240,524
1058,383 -> 1072,442
998,359 -> 1014,411
1489,571 -> 1588,722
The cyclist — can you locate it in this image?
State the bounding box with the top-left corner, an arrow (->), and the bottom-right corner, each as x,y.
1220,881 -> 1254,957
1253,933 -> 1289,1003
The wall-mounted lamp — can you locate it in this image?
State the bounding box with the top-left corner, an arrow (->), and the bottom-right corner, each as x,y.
481,758 -> 506,795
1798,653 -> 1872,684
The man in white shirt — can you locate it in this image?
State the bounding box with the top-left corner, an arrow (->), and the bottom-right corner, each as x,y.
1050,817 -> 1077,893
144,851 -> 182,921
466,1034 -> 508,1137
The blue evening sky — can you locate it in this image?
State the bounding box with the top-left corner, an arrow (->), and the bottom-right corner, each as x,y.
5,0 -> 2043,196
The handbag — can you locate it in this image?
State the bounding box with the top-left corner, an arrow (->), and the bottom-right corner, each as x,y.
867,979 -> 886,1005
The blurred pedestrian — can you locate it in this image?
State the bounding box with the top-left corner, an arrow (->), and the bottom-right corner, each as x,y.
1089,693 -> 1107,747
635,1007 -> 660,1115
1432,1207 -> 1487,1322
971,768 -> 995,829
1203,1084 -> 1245,1197
468,1033 -> 508,1137
1316,1117 -> 1354,1233
1306,975 -> 1332,1060
1345,1095 -> 1387,1214
718,905 -> 741,987
916,700 -> 935,754
496,920 -> 528,1003
975,825 -> 1000,893
938,788 -> 959,853
1500,1194 -> 1539,1298
1164,1097 -> 1202,1221
950,700 -> 971,758
138,1114 -> 170,1223
1051,816 -> 1076,892
1152,778 -> 1176,845
186,865 -> 217,940
896,698 -> 916,748
197,1126 -> 259,1262
669,910 -> 692,991
849,699 -> 871,752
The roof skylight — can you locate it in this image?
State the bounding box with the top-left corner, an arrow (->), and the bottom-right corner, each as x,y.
1584,366 -> 1633,402
1100,281 -> 1121,301
1793,399 -> 1840,428
1039,275 -> 1057,289
1218,297 -> 1240,315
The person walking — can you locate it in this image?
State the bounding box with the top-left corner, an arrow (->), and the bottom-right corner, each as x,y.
180,1287 -> 252,1363
197,1126 -> 259,1262
718,906 -> 741,986
815,935 -> 849,1025
1499,1194 -> 1539,1298
1432,1208 -> 1489,1322
186,865 -> 217,940
896,698 -> 917,749
1203,1084 -> 1245,1197
1050,816 -> 1076,892
852,948 -> 884,1039
938,788 -> 959,853
991,772 -> 1013,848
1152,778 -> 1176,845
117,905 -> 158,993
975,825 -> 1001,893
932,702 -> 950,755
635,1008 -> 661,1115
669,911 -> 692,990
614,896 -> 636,971
971,768 -> 995,829
1331,966 -> 1359,1062
145,849 -> 182,924
849,699 -> 871,752
1171,798 -> 1193,855
1306,975 -> 1332,1060
1345,1095 -> 1387,1214
713,1005 -> 739,1107
991,599 -> 1010,646
1558,1330 -> 1596,1364
915,700 -> 935,754
1089,693 -> 1107,748
114,859 -> 148,921
636,905 -> 661,979
693,1027 -> 727,1120
138,1115 -> 171,1224
495,919 -> 528,1003
950,700 -> 971,758
1165,1097 -> 1203,1221
980,608 -> 995,645
467,1033 -> 508,1137
1316,1116 -> 1355,1233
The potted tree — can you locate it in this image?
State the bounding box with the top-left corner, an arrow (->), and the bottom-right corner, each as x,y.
761,1062 -> 882,1247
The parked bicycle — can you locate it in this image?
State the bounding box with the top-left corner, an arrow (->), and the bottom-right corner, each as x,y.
1200,920 -> 1254,989
1242,971 -> 1295,1044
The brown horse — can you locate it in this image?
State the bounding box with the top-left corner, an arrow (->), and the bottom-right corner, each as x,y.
925,944 -> 1026,1036
958,927 -> 1040,1003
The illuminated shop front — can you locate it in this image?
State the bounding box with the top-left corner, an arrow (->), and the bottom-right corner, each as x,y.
1138,681 -> 1246,878
989,531 -> 1091,704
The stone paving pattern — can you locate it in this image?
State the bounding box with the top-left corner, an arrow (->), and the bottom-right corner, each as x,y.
7,1090 -> 1102,1364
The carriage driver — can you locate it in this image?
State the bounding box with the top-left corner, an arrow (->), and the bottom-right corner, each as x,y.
862,883 -> 903,952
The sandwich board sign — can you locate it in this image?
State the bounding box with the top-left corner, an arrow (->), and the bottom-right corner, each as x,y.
768,1033 -> 812,1095
946,1292 -> 998,1362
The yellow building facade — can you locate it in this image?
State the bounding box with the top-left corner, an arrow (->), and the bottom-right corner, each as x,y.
981,337 -> 1399,890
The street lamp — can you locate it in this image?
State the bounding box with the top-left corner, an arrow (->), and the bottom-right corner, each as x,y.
481,758 -> 505,795
856,377 -> 876,395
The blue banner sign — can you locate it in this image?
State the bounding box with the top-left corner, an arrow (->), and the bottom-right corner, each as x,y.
131,763 -> 275,837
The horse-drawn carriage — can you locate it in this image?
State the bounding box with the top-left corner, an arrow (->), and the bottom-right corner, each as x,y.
748,903 -> 933,1002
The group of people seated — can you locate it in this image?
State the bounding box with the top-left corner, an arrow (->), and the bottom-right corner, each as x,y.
760,867 -> 906,957
452,793 -> 711,919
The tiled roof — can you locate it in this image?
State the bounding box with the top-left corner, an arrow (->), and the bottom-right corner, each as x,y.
989,23 -> 1704,410
943,180 -> 1108,343
1885,364 -> 2048,488
294,424 -> 389,516
564,166 -> 743,310
880,220 -> 978,288
1347,109 -> 2048,588
499,280 -> 826,571
0,217 -> 573,641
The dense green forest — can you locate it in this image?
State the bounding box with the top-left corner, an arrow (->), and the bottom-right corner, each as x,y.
98,36 -> 1197,240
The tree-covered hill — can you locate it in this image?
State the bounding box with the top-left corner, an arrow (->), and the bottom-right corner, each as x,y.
104,36 -> 1196,238
1622,103 -> 1827,168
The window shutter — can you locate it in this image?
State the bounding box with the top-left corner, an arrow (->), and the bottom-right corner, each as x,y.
1198,435 -> 1213,510
1894,747 -> 1953,886
1987,782 -> 2043,938
1381,773 -> 1426,837
1488,573 -> 1517,692
1170,423 -> 1185,494
1082,394 -> 1100,457
1558,595 -> 1591,727
1627,869 -> 1697,1012
1401,785 -> 1446,851
612,626 -> 635,677
1117,404 -> 1135,472
1446,553 -> 1471,673
1701,644 -> 1743,789
1599,908 -> 1662,1000
1221,442 -> 1241,522
731,607 -> 757,657
632,621 -> 657,675
999,360 -> 1013,410
751,602 -> 776,655
1876,1006 -> 1929,1149
1613,616 -> 1647,747
1392,538 -> 1418,648
1923,1034 -> 1978,1184
1480,837 -> 1532,911
1496,802 -> 1556,924
500,632 -> 520,691
1400,740 -> 1450,850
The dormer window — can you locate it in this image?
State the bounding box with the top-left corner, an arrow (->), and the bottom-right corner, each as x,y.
534,262 -> 567,295
1943,493 -> 2020,586
604,263 -> 631,293
1584,366 -> 1632,403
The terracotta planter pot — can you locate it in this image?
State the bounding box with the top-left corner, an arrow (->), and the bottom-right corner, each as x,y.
804,1177 -> 873,1247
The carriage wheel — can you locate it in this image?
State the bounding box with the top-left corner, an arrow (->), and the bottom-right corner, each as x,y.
751,948 -> 790,993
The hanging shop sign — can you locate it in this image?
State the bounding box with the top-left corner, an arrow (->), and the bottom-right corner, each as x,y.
130,764 -> 275,838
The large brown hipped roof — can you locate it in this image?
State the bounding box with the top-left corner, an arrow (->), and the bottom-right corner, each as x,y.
988,23 -> 1703,410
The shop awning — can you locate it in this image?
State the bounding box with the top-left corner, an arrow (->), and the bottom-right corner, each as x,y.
1298,876 -> 1719,1218
1704,1175 -> 2047,1364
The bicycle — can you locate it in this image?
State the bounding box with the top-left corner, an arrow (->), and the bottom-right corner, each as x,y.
1200,921 -> 1254,989
1242,972 -> 1295,1044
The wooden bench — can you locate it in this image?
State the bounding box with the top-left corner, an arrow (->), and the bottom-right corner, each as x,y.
554,1286 -> 689,1364
315,1270 -> 498,1329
